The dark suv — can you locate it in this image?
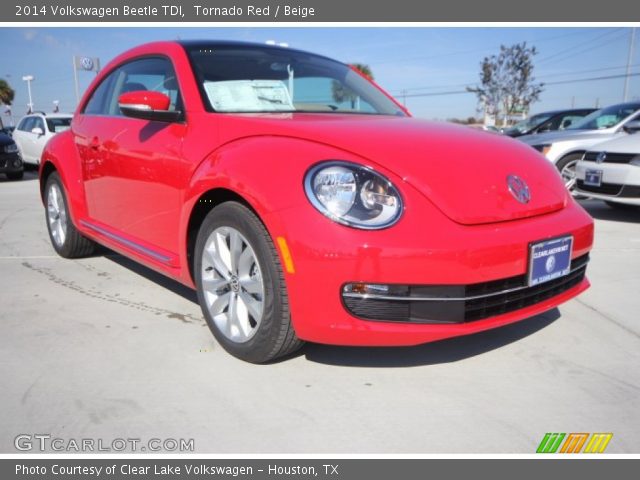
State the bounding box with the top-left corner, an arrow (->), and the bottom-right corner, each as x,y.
0,131 -> 24,180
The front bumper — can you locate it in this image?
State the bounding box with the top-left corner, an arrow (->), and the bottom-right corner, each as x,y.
575,161 -> 640,206
268,190 -> 594,346
0,152 -> 23,173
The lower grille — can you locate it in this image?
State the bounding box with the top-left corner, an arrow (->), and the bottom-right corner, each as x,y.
577,181 -> 640,198
577,180 -> 623,195
342,254 -> 589,324
619,185 -> 640,198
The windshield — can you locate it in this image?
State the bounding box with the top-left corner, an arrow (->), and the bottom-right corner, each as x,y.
46,117 -> 71,133
507,113 -> 554,134
186,45 -> 405,116
568,103 -> 640,130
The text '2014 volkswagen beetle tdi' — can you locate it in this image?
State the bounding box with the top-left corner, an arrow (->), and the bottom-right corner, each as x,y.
39,41 -> 594,362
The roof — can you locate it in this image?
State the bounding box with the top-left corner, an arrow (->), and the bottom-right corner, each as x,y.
176,39 -> 338,63
24,112 -> 73,118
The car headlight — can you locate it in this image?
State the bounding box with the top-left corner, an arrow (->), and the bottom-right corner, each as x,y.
304,161 -> 403,229
3,143 -> 18,154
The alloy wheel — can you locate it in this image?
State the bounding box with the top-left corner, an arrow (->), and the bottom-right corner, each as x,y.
201,226 -> 265,343
561,159 -> 578,190
47,183 -> 67,248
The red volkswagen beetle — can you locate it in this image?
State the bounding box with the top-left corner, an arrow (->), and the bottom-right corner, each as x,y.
39,41 -> 594,362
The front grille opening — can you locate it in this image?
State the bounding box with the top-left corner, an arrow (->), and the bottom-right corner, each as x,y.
583,152 -> 637,164
342,254 -> 589,324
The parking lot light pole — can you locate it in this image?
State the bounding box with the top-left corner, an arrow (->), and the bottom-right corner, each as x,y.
623,28 -> 636,102
22,75 -> 34,114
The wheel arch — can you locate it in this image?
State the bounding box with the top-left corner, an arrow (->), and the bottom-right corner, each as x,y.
185,188 -> 260,285
39,161 -> 58,202
555,150 -> 586,168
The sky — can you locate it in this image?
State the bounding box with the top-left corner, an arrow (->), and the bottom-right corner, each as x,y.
0,26 -> 638,124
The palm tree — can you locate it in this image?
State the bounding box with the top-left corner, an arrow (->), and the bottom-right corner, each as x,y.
350,63 -> 374,80
0,79 -> 15,107
331,63 -> 374,109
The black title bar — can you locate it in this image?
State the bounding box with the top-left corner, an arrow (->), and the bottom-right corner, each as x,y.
3,0 -> 640,22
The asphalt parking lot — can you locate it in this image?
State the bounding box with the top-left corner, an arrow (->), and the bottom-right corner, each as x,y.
1,170 -> 639,454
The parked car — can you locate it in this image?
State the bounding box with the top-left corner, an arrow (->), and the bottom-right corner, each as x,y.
575,122 -> 640,210
0,131 -> 24,180
1,125 -> 15,137
39,41 -> 594,362
13,112 -> 72,165
518,102 -> 640,190
502,108 -> 596,138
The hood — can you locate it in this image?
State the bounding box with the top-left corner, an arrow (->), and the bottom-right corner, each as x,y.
584,132 -> 640,154
219,114 -> 569,225
518,128 -> 614,145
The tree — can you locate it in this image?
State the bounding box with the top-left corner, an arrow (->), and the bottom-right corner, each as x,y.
467,43 -> 544,126
350,63 -> 374,80
332,63 -> 374,108
0,79 -> 15,107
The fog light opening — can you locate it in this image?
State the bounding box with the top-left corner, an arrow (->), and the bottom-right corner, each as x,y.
344,283 -> 391,295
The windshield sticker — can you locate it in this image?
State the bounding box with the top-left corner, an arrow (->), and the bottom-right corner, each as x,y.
204,80 -> 294,112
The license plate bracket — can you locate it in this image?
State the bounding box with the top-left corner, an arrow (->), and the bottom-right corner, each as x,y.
528,236 -> 573,287
584,169 -> 603,187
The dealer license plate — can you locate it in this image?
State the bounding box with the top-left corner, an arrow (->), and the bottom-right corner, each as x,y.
528,236 -> 573,287
584,169 -> 603,187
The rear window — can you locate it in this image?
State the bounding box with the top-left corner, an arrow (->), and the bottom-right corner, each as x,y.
46,117 -> 72,133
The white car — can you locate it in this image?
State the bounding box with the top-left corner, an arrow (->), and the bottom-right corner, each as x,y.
518,102 -> 640,190
13,113 -> 72,165
575,126 -> 640,209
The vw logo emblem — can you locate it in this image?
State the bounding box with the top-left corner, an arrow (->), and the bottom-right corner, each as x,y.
80,57 -> 94,71
230,275 -> 240,293
545,255 -> 556,274
596,151 -> 607,164
507,174 -> 531,204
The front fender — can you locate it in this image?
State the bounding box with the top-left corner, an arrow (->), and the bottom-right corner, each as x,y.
181,133 -> 371,227
177,135 -> 371,285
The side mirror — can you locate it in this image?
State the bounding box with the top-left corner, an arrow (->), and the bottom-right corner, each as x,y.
561,119 -> 572,129
118,91 -> 182,123
622,120 -> 640,134
31,127 -> 44,136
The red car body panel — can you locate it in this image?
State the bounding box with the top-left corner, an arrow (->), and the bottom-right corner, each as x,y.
39,41 -> 594,346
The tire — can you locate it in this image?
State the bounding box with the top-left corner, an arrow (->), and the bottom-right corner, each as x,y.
556,154 -> 583,192
44,172 -> 96,258
195,202 -> 303,363
605,201 -> 639,211
6,171 -> 23,180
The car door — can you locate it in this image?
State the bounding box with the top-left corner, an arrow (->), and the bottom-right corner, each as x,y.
30,116 -> 48,163
75,56 -> 188,262
13,117 -> 35,163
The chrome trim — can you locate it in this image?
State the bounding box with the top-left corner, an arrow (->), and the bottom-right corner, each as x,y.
118,103 -> 152,111
342,260 -> 588,303
80,220 -> 172,264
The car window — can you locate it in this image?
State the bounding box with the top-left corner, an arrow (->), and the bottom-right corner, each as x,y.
46,117 -> 72,133
105,57 -> 182,117
186,45 -> 405,116
569,103 -> 640,130
17,117 -> 33,132
557,115 -> 584,130
33,117 -> 45,132
512,113 -> 553,134
293,77 -> 377,113
84,73 -> 115,115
